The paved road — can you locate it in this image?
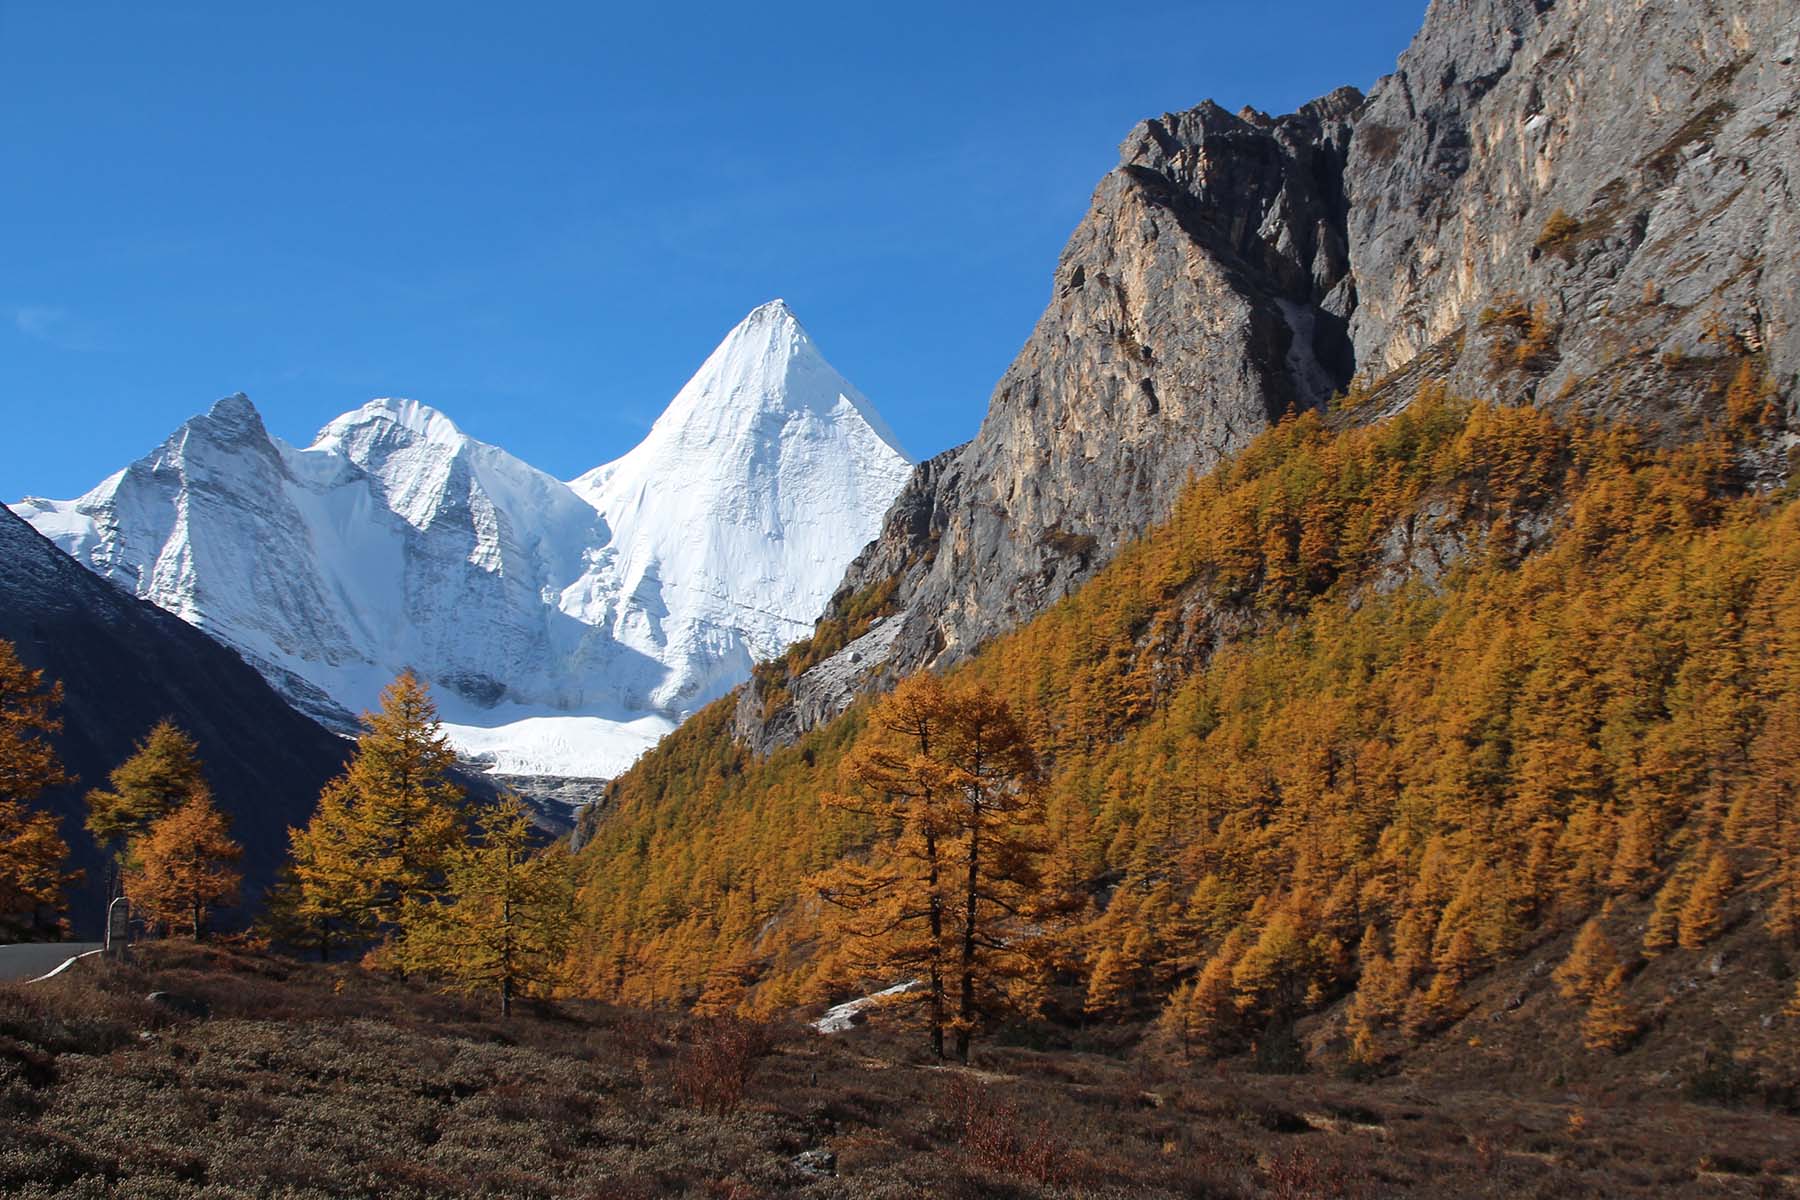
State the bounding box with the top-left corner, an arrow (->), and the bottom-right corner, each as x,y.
0,942 -> 103,983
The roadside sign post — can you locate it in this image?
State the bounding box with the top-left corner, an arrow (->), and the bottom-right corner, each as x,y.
105,897 -> 131,965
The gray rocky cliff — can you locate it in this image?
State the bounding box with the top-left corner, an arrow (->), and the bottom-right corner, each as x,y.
1347,0 -> 1800,429
736,0 -> 1799,753
734,92 -> 1364,750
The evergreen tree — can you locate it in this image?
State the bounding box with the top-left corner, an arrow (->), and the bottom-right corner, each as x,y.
285,671 -> 466,961
126,792 -> 242,939
1581,966 -> 1639,1052
392,796 -> 573,1016
1553,918 -> 1620,1004
85,719 -> 208,900
1678,849 -> 1733,950
0,642 -> 74,937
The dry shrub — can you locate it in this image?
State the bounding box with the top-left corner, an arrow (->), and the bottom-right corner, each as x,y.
1263,1148 -> 1374,1199
1479,294 -> 1559,373
673,1015 -> 773,1116
0,976 -> 164,1057
940,1074 -> 1073,1187
1534,207 -> 1581,257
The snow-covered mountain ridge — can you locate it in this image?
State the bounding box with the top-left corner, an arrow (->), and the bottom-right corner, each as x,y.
13,300 -> 913,779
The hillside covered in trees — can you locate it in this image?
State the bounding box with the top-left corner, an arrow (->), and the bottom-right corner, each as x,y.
569,363 -> 1800,1075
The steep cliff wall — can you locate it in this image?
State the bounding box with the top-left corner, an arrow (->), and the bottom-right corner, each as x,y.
1348,0 -> 1799,428
736,90 -> 1365,748
737,0 -> 1799,751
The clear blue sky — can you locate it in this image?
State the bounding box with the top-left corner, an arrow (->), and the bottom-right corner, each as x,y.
2,1 -> 1425,499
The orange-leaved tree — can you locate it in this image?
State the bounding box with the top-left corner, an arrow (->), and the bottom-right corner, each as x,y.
283,670 -> 466,962
127,792 -> 242,939
85,719 -> 209,902
0,640 -> 74,938
392,795 -> 573,1016
818,675 -> 1050,1062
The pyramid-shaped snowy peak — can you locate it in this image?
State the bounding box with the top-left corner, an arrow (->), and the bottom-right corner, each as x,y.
564,299 -> 914,712
12,303 -> 915,780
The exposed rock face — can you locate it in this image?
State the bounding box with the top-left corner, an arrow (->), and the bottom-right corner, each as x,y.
1348,0 -> 1800,428
735,92 -> 1365,748
901,92 -> 1363,663
738,0 -> 1799,753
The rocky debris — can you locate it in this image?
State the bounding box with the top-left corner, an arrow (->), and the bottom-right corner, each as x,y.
734,616 -> 904,754
146,992 -> 211,1020
791,1149 -> 837,1177
812,981 -> 921,1034
484,773 -> 604,836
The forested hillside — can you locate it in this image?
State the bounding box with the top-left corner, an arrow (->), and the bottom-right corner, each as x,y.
570,362 -> 1799,1067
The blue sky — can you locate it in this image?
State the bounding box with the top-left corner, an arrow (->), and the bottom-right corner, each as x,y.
2,1 -> 1425,499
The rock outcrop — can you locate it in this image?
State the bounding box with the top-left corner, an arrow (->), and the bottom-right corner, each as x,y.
736,92 -> 1365,748
739,0 -> 1799,752
1347,0 -> 1800,429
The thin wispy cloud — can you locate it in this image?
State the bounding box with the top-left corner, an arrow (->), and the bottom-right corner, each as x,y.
12,305 -> 113,352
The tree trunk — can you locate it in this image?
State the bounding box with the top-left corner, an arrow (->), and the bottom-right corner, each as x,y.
926,827 -> 945,1059
956,818 -> 982,1064
501,885 -> 514,1019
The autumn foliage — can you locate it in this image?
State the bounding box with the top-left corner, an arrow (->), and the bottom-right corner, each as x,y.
272,670 -> 467,962
569,374 -> 1800,1061
125,792 -> 243,939
0,640 -> 74,937
85,719 -> 210,901
390,794 -> 573,1016
814,674 -> 1055,1059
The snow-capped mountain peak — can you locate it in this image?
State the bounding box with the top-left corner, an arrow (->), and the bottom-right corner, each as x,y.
313,397 -> 472,454
12,302 -> 914,782
562,301 -> 914,712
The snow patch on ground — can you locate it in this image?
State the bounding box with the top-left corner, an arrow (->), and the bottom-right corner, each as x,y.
813,980 -> 921,1034
443,713 -> 675,779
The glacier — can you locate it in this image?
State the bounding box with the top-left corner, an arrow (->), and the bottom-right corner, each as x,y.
12,300 -> 913,781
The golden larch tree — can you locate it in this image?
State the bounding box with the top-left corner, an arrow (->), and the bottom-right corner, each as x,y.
818,675 -> 1047,1062
1726,689 -> 1800,941
127,792 -> 242,939
1678,848 -> 1733,950
818,673 -> 962,1057
392,795 -> 573,1016
0,641 -> 74,937
1581,966 -> 1639,1052
1553,917 -> 1620,1004
285,670 -> 467,960
85,719 -> 208,900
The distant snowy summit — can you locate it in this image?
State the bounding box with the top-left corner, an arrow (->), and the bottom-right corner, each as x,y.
13,301 -> 914,779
